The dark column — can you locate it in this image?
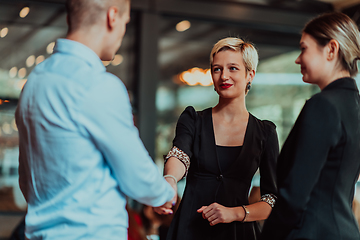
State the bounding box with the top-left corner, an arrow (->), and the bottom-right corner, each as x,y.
135,11 -> 159,159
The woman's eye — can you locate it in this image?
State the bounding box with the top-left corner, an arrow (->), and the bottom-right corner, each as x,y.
230,67 -> 238,71
213,68 -> 220,72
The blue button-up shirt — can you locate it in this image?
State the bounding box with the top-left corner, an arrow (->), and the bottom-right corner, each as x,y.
15,39 -> 174,240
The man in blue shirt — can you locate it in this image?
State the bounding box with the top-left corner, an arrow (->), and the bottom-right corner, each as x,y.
15,0 -> 175,239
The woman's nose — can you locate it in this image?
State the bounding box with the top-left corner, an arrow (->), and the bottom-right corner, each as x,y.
221,70 -> 229,80
295,55 -> 301,64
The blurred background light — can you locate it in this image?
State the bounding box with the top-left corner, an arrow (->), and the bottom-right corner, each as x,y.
18,68 -> 26,79
111,54 -> 124,66
36,55 -> 45,65
102,61 -> 111,66
0,27 -> 8,38
46,42 -> 55,54
16,79 -> 27,90
178,67 -> 212,86
26,55 -> 35,67
9,67 -> 18,78
176,20 -> 191,32
19,7 -> 30,18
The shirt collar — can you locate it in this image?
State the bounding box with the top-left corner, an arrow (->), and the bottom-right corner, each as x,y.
322,77 -> 359,92
53,38 -> 106,72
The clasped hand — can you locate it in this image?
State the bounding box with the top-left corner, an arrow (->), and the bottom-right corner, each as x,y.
197,202 -> 238,226
153,178 -> 178,215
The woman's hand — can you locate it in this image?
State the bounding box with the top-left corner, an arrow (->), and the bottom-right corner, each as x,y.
166,176 -> 178,207
153,177 -> 178,215
197,203 -> 241,226
153,200 -> 174,215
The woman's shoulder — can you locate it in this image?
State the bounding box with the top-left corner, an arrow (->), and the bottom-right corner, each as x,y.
303,92 -> 338,115
176,106 -> 211,133
180,106 -> 211,118
250,114 -> 277,131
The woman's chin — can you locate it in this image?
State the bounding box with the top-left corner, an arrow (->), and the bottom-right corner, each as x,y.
302,75 -> 311,84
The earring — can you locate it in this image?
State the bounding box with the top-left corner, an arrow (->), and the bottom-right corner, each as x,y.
214,87 -> 216,92
245,82 -> 251,93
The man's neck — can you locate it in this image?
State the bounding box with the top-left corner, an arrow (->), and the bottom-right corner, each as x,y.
66,27 -> 106,59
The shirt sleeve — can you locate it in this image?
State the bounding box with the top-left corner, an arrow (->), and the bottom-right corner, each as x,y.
259,121 -> 279,205
77,73 -> 174,207
261,95 -> 342,239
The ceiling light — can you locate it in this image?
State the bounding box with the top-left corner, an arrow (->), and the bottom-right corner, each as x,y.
111,54 -> 124,66
0,27 -> 8,38
9,67 -> 18,78
26,55 -> 35,67
176,20 -> 191,32
36,55 -> 45,65
20,7 -> 30,18
178,67 -> 212,86
18,68 -> 27,78
47,42 -> 55,54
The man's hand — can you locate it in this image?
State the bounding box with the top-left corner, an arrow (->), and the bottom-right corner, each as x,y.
153,177 -> 178,215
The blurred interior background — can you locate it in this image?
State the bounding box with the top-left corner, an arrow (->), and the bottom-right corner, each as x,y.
1,0 -> 360,239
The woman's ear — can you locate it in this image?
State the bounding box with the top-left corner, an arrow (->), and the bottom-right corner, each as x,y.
327,39 -> 340,61
247,69 -> 255,83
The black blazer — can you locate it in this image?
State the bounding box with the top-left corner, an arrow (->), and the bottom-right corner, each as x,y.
167,107 -> 279,240
261,78 -> 360,240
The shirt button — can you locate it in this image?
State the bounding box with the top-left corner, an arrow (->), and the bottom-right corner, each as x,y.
216,175 -> 223,181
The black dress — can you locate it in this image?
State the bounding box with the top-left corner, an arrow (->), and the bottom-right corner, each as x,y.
166,106 -> 279,240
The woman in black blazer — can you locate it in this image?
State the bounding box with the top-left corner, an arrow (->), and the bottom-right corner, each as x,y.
154,37 -> 279,240
261,12 -> 360,240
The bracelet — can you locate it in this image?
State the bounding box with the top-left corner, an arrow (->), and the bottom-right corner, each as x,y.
241,205 -> 249,222
165,146 -> 190,179
164,175 -> 177,183
260,193 -> 277,208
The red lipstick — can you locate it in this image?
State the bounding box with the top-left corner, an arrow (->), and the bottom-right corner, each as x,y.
220,83 -> 233,89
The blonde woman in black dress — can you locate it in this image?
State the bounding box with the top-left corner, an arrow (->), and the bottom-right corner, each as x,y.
155,37 -> 279,240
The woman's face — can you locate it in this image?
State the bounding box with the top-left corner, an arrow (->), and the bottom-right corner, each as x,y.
211,50 -> 254,99
295,33 -> 328,85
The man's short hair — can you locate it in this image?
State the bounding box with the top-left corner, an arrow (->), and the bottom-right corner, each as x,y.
66,0 -> 129,32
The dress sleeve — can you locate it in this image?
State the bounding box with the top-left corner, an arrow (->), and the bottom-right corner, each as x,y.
165,106 -> 197,179
259,120 -> 279,207
261,95 -> 342,240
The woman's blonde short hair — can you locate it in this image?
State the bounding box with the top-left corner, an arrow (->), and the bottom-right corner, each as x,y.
210,37 -> 259,72
303,12 -> 360,77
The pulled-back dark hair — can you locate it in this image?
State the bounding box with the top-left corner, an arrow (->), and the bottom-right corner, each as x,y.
303,12 -> 360,77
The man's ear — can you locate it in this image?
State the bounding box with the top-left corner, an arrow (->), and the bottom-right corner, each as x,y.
107,6 -> 119,30
326,39 -> 340,61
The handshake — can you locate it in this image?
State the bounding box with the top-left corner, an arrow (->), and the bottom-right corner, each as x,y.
153,175 -> 178,215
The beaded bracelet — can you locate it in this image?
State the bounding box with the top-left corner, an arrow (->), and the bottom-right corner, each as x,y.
165,146 -> 190,179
